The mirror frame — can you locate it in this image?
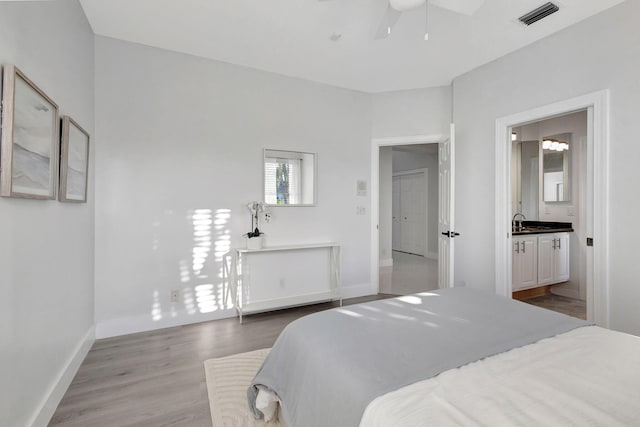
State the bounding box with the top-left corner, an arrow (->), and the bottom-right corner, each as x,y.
263,148 -> 317,207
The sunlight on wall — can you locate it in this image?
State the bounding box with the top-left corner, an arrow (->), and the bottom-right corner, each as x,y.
152,290 -> 162,321
186,208 -> 233,314
192,209 -> 213,276
213,209 -> 233,310
151,207 -> 234,320
195,283 -> 216,313
183,286 -> 196,315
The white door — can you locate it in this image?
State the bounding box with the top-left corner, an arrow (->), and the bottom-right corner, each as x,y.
407,173 -> 427,256
393,172 -> 427,256
400,175 -> 413,253
438,124 -> 456,288
392,177 -> 401,250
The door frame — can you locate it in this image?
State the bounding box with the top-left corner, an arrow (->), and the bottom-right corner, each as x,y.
371,134 -> 445,294
392,168 -> 429,257
495,90 -> 610,327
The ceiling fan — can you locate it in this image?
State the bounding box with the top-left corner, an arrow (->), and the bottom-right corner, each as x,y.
376,0 -> 485,39
318,0 -> 485,40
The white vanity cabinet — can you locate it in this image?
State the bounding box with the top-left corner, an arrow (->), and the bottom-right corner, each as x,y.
537,233 -> 570,285
512,236 -> 538,291
512,232 -> 570,292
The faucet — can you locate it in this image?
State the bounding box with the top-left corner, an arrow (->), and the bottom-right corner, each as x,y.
512,213 -> 526,231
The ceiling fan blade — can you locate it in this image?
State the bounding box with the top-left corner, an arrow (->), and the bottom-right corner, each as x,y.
374,5 -> 402,39
430,0 -> 484,15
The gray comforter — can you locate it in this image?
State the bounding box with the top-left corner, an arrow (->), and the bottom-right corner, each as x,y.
248,287 -> 589,427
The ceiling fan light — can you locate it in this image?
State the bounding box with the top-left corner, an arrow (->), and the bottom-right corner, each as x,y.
389,0 -> 426,12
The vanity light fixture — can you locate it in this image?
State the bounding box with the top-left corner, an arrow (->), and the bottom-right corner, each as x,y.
542,139 -> 569,151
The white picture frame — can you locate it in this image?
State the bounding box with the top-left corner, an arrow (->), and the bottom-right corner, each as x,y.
1,64 -> 60,199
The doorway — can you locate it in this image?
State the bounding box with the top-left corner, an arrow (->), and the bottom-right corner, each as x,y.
371,129 -> 455,296
510,111 -> 587,319
495,90 -> 610,326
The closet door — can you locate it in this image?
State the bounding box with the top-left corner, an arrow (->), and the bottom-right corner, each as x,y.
404,173 -> 426,256
392,176 -> 401,251
393,172 -> 427,256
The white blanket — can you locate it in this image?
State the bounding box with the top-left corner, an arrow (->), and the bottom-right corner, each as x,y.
360,326 -> 640,426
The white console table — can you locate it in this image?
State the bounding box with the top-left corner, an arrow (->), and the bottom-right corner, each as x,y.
222,243 -> 341,322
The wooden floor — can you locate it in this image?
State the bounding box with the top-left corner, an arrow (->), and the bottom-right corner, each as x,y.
50,295 -> 394,427
522,294 -> 587,320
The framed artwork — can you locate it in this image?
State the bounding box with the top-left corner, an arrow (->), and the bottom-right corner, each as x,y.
1,64 -> 60,199
59,116 -> 90,203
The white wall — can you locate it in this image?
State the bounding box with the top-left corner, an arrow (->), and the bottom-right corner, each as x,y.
0,1 -> 95,426
452,0 -> 640,334
94,36 -> 373,338
371,86 -> 451,138
392,149 -> 439,256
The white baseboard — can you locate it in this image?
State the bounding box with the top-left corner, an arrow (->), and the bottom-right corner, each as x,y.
97,283 -> 378,339
379,258 -> 394,268
96,308 -> 236,339
341,283 -> 376,299
29,326 -> 95,427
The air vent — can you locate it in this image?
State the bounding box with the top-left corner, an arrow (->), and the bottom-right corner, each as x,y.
519,2 -> 559,26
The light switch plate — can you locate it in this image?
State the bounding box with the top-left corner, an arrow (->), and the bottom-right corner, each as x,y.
356,180 -> 367,196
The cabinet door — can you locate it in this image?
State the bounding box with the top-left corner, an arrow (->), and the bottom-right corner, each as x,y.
537,235 -> 556,285
513,237 -> 537,290
554,233 -> 570,282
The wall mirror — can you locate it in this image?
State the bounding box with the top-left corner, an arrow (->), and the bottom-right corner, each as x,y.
512,140 -> 540,220
542,133 -> 571,202
263,149 -> 316,206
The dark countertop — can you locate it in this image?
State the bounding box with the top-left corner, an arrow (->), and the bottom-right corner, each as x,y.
512,220 -> 574,236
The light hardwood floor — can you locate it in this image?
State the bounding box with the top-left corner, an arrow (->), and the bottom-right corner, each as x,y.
379,251 -> 438,295
50,295 -> 394,427
522,293 -> 587,320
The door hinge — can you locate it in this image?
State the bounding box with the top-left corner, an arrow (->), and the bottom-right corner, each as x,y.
586,237 -> 594,247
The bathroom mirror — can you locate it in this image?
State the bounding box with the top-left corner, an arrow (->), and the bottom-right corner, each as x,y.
512,140 -> 540,220
542,133 -> 571,202
263,149 -> 316,206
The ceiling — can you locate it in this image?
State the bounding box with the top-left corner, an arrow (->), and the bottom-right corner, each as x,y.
79,0 -> 624,93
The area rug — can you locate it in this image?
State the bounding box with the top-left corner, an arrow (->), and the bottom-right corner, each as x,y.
204,348 -> 281,427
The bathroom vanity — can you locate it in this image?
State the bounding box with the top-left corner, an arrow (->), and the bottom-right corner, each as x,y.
512,221 -> 573,292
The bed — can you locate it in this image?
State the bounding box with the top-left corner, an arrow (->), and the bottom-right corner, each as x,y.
247,288 -> 640,426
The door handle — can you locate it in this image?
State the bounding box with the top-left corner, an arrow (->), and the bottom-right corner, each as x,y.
557,238 -> 561,250
515,242 -> 520,254
552,239 -> 557,250
521,241 -> 525,253
441,231 -> 461,238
